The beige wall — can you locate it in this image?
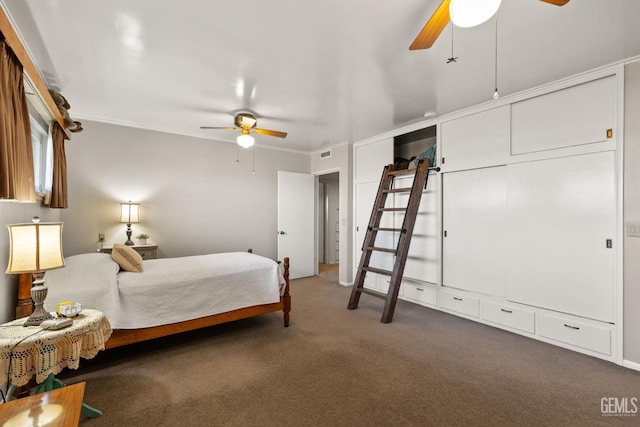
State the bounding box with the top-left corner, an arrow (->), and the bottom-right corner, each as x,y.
61,120 -> 310,261
311,143 -> 353,284
624,61 -> 640,365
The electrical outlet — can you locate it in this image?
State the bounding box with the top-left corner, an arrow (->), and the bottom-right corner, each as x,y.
98,233 -> 105,242
627,222 -> 640,237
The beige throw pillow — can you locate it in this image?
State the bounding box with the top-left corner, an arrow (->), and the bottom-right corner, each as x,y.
111,244 -> 143,272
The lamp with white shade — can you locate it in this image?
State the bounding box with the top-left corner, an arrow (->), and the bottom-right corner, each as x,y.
6,217 -> 64,326
120,201 -> 140,246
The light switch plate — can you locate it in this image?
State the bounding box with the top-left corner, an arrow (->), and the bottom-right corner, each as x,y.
626,222 -> 640,237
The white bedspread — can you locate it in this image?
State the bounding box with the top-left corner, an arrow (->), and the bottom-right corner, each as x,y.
44,252 -> 284,329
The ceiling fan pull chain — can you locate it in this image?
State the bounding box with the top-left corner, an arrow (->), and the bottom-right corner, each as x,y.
447,23 -> 458,63
493,12 -> 499,100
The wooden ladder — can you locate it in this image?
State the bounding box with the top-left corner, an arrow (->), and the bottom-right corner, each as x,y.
348,159 -> 432,323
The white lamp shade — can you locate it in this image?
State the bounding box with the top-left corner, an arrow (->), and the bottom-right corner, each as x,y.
237,133 -> 255,148
6,222 -> 64,273
450,0 -> 502,28
120,202 -> 140,223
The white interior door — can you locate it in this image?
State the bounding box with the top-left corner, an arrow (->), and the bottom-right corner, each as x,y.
278,171 -> 315,279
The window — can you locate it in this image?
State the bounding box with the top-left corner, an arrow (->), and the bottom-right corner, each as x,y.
25,78 -> 54,196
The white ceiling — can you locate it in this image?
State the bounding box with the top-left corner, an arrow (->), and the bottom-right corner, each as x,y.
3,0 -> 640,153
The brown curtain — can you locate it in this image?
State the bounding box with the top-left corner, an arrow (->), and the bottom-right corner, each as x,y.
49,122 -> 68,208
0,36 -> 36,201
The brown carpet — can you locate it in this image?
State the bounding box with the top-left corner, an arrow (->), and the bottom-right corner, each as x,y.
61,276 -> 640,426
317,263 -> 339,283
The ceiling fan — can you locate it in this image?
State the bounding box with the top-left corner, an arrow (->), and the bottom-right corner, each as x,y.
409,0 -> 570,50
200,112 -> 287,148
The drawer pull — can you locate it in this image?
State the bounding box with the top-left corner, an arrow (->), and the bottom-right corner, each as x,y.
564,323 -> 580,331
416,288 -> 424,292
500,308 -> 513,314
453,297 -> 463,301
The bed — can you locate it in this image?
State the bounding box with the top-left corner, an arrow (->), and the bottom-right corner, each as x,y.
15,251 -> 290,349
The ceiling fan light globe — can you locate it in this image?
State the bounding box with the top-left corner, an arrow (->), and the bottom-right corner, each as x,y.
237,133 -> 255,148
450,0 -> 502,28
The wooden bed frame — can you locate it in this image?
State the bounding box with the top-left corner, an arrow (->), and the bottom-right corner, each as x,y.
16,257 -> 291,349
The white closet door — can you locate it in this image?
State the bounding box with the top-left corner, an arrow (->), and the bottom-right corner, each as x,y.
394,172 -> 439,284
505,151 -> 616,322
442,166 -> 507,296
354,181 -> 394,288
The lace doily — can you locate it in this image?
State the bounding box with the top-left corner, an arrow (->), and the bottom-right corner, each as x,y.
0,309 -> 112,387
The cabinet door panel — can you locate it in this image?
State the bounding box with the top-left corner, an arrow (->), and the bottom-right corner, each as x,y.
511,75 -> 616,155
440,105 -> 510,172
394,172 -> 439,284
354,182 -> 394,277
505,152 -> 616,322
442,167 -> 507,296
355,139 -> 393,182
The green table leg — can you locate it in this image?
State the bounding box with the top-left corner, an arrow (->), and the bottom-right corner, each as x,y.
35,373 -> 103,418
80,402 -> 103,418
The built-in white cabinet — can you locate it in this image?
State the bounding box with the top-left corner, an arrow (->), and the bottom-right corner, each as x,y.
354,181 -> 394,278
394,172 -> 439,285
505,151 -> 616,323
354,138 -> 395,283
442,166 -> 507,297
511,75 -> 616,155
355,138 -> 393,182
352,67 -> 621,364
440,105 -> 510,172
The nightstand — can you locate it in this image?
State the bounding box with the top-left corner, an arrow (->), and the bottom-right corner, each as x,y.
98,244 -> 158,260
0,309 -> 112,417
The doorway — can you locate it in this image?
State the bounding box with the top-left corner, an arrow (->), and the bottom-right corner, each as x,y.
317,171 -> 339,282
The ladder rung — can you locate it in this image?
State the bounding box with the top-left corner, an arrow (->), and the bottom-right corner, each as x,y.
387,169 -> 415,176
383,187 -> 412,193
378,207 -> 406,212
357,288 -> 387,299
367,246 -> 397,254
372,227 -> 402,232
362,267 -> 393,276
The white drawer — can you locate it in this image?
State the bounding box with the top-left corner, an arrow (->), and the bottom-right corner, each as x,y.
439,290 -> 479,317
481,300 -> 535,334
538,313 -> 612,355
403,281 -> 437,306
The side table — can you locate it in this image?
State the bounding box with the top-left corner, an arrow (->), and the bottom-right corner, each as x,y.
0,309 -> 112,417
98,244 -> 158,260
0,382 -> 85,426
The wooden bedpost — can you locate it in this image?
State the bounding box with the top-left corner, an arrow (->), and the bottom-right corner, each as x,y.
283,257 -> 290,327
16,273 -> 35,319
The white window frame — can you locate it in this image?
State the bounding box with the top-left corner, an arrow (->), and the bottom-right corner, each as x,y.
25,78 -> 54,198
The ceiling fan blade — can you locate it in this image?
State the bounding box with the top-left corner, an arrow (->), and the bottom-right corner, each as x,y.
200,126 -> 239,130
539,0 -> 569,5
254,128 -> 287,138
409,0 -> 451,50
